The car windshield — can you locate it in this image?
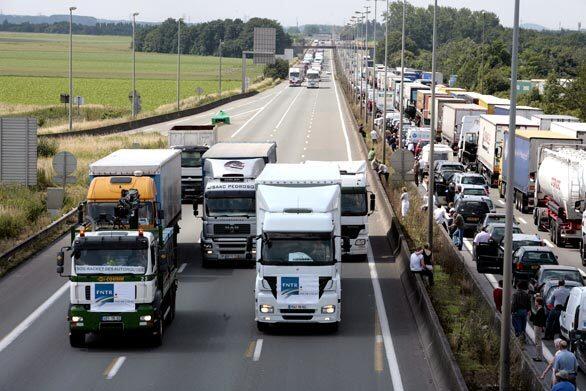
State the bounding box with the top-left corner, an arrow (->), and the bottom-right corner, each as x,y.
341,191 -> 368,216
442,170 -> 460,181
458,201 -> 490,215
461,176 -> 485,185
206,197 -> 255,217
522,251 -> 556,264
87,202 -> 154,226
486,216 -> 506,225
463,188 -> 485,196
491,226 -> 522,242
261,234 -> 334,265
513,240 -> 542,251
484,199 -> 494,210
181,151 -> 203,168
75,249 -> 148,275
542,270 -> 583,284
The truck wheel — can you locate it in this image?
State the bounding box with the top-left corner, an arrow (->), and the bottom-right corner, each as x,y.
326,322 -> 340,333
202,257 -> 213,269
151,319 -> 164,347
166,291 -> 176,326
256,321 -> 269,333
69,331 -> 86,348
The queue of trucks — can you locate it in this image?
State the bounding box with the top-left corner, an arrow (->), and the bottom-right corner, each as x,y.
57,127 -> 375,345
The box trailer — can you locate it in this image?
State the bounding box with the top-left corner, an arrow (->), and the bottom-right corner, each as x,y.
441,103 -> 487,147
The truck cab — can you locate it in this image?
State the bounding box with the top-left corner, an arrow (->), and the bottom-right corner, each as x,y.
289,67 -> 302,86
306,69 -> 320,88
198,143 -> 277,267
254,164 -> 344,331
305,160 -> 375,260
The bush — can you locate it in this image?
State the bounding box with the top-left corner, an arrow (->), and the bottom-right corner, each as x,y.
0,214 -> 24,239
263,59 -> 289,80
37,137 -> 58,157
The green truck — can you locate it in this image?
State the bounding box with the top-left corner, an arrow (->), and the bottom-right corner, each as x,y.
57,149 -> 182,347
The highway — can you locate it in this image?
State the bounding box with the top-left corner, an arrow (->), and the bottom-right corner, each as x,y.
0,51 -> 438,391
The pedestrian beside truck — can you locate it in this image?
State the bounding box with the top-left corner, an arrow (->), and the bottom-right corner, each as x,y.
530,296 -> 546,362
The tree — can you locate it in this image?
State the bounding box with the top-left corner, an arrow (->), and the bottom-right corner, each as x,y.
263,59 -> 289,80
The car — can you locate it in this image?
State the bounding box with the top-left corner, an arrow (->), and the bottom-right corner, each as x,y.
453,196 -> 492,234
459,184 -> 490,197
512,246 -> 557,283
531,279 -> 583,318
476,213 -> 519,234
481,196 -> 496,213
433,160 -> 465,173
475,223 -> 523,273
531,265 -> 585,292
451,172 -> 489,191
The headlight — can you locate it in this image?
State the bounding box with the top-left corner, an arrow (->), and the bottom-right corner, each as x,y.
354,239 -> 366,246
140,315 -> 152,321
71,316 -> 83,322
251,249 -> 257,254
259,304 -> 274,314
206,250 -> 213,255
321,305 -> 336,314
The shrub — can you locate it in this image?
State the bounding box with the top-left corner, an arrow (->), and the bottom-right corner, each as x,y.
263,59 -> 289,80
0,214 -> 24,239
37,137 -> 58,157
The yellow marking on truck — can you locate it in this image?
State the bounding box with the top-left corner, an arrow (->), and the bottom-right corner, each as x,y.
244,341 -> 255,358
374,312 -> 384,372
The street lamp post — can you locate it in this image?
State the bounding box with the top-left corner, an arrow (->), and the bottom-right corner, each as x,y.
369,0 -> 380,134
363,5 -> 370,128
382,0 -> 390,164
218,40 -> 223,96
355,11 -> 365,113
68,6 -> 76,132
428,0 -> 438,246
132,12 -> 139,118
177,18 -> 182,112
398,0 -> 406,149
499,1 -> 520,389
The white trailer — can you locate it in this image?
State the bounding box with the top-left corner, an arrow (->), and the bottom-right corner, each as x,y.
254,164 -> 343,331
305,160 -> 375,260
532,114 -> 579,130
550,122 -> 586,141
440,103 -> 487,147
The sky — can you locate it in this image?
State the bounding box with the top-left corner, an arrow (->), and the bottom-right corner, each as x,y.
1,0 -> 584,30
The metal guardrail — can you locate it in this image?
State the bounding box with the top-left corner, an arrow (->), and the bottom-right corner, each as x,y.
0,208 -> 77,268
42,91 -> 259,139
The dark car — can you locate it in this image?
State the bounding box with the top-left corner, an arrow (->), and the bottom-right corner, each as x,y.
531,279 -> 582,318
530,265 -> 585,292
513,246 -> 557,283
475,223 -> 523,273
477,213 -> 506,233
454,196 -> 491,233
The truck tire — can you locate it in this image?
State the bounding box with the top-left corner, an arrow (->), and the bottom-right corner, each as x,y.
326,322 -> 340,333
69,331 -> 86,348
256,321 -> 269,333
151,319 -> 164,347
166,290 -> 176,326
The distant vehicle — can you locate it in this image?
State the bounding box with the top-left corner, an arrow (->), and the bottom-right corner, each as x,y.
475,223 -> 523,272
531,265 -> 585,292
457,117 -> 480,168
477,213 -> 516,234
512,246 -> 557,283
306,69 -> 320,88
441,103 -> 486,149
289,67 -> 302,86
451,172 -> 488,191
459,184 -> 489,197
405,127 -> 431,147
453,196 -> 491,234
419,144 -> 454,174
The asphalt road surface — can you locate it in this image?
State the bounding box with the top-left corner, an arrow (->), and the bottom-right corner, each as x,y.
0,51 -> 438,391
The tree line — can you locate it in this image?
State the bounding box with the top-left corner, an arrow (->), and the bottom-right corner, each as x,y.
0,20 -> 133,35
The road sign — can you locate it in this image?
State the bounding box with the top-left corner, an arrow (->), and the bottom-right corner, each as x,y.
52,175 -> 77,185
389,149 -> 415,181
253,27 -> 276,65
52,151 -> 77,175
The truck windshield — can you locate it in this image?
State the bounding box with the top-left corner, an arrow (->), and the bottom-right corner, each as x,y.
181,151 -> 202,168
206,197 -> 255,217
87,202 -> 154,226
342,190 -> 367,216
75,249 -> 148,275
290,72 -> 300,78
261,234 -> 334,266
308,73 -> 319,80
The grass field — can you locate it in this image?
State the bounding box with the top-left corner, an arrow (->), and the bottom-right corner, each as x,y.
0,32 -> 263,113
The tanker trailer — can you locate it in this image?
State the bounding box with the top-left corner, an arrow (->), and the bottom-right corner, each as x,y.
533,145 -> 586,249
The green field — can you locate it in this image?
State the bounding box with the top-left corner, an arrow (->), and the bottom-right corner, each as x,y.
0,32 -> 263,112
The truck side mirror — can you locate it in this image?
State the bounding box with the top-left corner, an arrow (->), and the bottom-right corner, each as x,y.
193,201 -> 199,217
342,237 -> 351,252
57,251 -> 65,267
369,194 -> 376,213
575,200 -> 584,213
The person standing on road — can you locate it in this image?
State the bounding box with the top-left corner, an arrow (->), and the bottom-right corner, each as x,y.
545,280 -> 571,340
449,211 -> 464,250
445,183 -> 456,205
493,280 -> 503,313
371,128 -> 379,144
473,227 -> 491,261
541,339 -> 564,383
454,186 -> 463,203
400,187 -> 410,218
552,340 -> 578,385
531,296 -> 547,362
358,123 -> 366,139
511,280 -> 531,342
413,158 -> 420,186
422,244 -> 434,286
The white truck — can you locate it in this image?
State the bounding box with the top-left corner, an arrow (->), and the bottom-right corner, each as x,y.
198,142 -> 277,267
457,116 -> 481,168
551,122 -> 586,141
254,164 -> 345,332
168,125 -> 217,202
531,114 -> 579,130
306,69 -> 320,88
289,67 -> 302,86
305,161 -> 376,260
476,115 -> 539,188
441,103 -> 487,148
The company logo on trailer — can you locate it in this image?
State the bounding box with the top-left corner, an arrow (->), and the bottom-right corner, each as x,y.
94,283 -> 114,306
281,277 -> 299,298
224,161 -> 245,170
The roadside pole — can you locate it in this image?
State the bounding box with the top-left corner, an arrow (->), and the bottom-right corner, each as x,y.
398,0 -> 406,149
68,7 -> 76,132
499,1 -> 520,389
132,12 -> 138,118
176,18 -> 182,111
382,0 -> 389,164
370,0 -> 379,133
427,0 -> 437,246
218,40 -> 223,96
363,5 -> 370,128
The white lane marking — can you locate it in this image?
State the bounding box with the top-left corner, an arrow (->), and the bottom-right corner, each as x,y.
463,238 -> 473,252
252,338 -> 263,362
231,89 -> 284,138
230,107 -> 262,118
498,200 -> 505,205
0,282 -> 69,353
543,239 -> 555,248
518,217 -> 528,225
366,245 -> 405,391
106,356 -> 126,380
178,263 -> 187,274
330,53 -> 353,161
274,87 -> 304,129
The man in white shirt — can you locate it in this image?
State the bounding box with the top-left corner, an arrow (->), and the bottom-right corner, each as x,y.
410,247 -> 433,285
473,227 -> 492,261
370,129 -> 379,143
378,163 -> 389,182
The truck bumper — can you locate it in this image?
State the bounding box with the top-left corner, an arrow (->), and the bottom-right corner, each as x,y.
200,235 -> 255,262
68,304 -> 158,335
255,291 -> 340,324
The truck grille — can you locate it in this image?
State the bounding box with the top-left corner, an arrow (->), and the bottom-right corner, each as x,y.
213,224 -> 251,235
263,276 -> 331,299
342,225 -> 365,239
280,309 -> 316,314
282,315 -> 313,321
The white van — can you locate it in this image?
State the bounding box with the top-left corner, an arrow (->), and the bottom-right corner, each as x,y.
560,287 -> 586,342
419,144 -> 454,173
405,127 -> 431,146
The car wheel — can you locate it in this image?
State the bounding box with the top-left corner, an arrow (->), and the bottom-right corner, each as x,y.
69,331 -> 86,348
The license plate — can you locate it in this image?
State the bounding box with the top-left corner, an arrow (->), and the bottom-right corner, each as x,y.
222,254 -> 241,260
288,305 -> 306,309
102,315 -> 121,322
